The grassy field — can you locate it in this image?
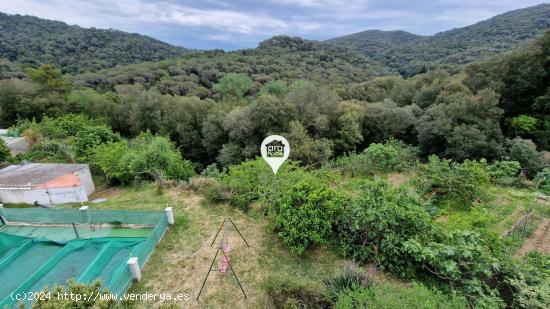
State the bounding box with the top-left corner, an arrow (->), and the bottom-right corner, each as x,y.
84,184 -> 356,308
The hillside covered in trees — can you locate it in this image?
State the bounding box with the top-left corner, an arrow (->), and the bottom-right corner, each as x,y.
326,3 -> 550,76
0,12 -> 192,75
1,4 -> 550,308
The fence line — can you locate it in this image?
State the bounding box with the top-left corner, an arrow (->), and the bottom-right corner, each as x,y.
501,193 -> 545,240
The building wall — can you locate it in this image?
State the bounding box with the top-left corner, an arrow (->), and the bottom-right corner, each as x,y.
0,186 -> 88,205
75,168 -> 95,195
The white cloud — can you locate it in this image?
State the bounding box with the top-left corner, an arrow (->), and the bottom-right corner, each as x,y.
0,0 -> 544,49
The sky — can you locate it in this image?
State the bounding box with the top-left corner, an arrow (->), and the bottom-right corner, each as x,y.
0,0 -> 547,50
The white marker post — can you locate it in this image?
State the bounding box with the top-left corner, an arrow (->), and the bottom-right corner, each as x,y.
128,257 -> 141,281
165,207 -> 174,225
261,135 -> 290,174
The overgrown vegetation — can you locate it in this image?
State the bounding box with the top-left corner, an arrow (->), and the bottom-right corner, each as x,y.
1,5 -> 549,308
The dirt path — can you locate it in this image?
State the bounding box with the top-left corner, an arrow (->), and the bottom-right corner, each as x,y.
514,218 -> 550,258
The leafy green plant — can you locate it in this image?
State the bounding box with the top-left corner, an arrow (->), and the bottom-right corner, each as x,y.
333,138 -> 418,176
507,137 -> 545,178
200,163 -> 225,179
74,124 -> 120,160
487,160 -> 521,186
336,179 -> 432,276
412,155 -> 490,208
91,133 -> 194,184
534,168 -> 550,194
273,176 -> 341,254
507,252 -> 550,308
362,138 -> 419,173
324,264 -> 373,301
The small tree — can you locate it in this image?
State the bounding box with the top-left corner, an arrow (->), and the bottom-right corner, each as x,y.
510,115 -> 538,136
274,177 -> 340,254
213,73 -> 253,100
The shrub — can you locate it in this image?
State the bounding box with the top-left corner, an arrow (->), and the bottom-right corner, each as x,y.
200,163 -> 225,179
217,158 -> 301,210
403,230 -> 501,283
91,141 -> 133,184
362,138 -> 419,173
324,264 -> 373,301
0,140 -> 10,162
336,179 -> 433,276
264,275 -> 332,309
412,155 -> 490,208
507,252 -> 550,308
74,124 -> 120,160
90,133 -> 195,184
534,168 -> 550,194
507,138 -> 545,178
334,283 -> 468,309
221,158 -> 274,210
273,177 -> 341,254
487,160 -> 521,186
32,279 -> 117,309
333,138 -> 418,176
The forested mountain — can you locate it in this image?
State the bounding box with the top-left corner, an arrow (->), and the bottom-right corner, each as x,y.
326,4 -> 550,76
70,36 -> 393,97
0,13 -> 192,74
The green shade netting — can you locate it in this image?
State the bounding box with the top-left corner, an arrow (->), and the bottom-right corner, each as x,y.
0,208 -> 169,308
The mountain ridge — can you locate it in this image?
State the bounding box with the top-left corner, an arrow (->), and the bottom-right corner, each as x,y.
0,12 -> 193,74
325,3 -> 550,75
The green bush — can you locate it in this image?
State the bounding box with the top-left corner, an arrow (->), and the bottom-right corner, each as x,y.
200,163 -> 225,179
507,252 -> 550,308
362,138 -> 419,172
221,158 -> 274,210
507,137 -> 545,178
403,230 -> 500,284
0,139 -> 10,162
273,176 -> 341,254
412,155 -> 490,208
216,158 -> 301,210
90,133 -> 194,184
91,141 -> 133,183
487,160 -> 521,186
125,134 -> 194,181
334,283 -> 468,309
336,179 -> 433,276
333,138 -> 418,176
534,168 -> 550,194
74,124 -> 120,160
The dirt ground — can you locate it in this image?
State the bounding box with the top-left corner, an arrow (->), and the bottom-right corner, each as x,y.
514,218 -> 550,258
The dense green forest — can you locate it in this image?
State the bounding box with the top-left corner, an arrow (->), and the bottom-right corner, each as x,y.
327,4 -> 550,76
0,13 -> 192,75
1,29 -> 548,169
0,5 -> 550,308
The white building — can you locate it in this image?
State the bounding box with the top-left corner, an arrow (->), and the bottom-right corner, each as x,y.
0,163 -> 95,205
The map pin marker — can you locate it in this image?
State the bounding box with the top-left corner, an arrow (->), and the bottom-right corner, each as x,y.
261,135 -> 290,174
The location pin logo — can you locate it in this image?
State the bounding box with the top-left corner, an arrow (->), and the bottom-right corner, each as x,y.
261,135 -> 290,174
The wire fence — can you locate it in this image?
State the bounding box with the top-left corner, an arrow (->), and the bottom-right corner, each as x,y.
501,193 -> 546,241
